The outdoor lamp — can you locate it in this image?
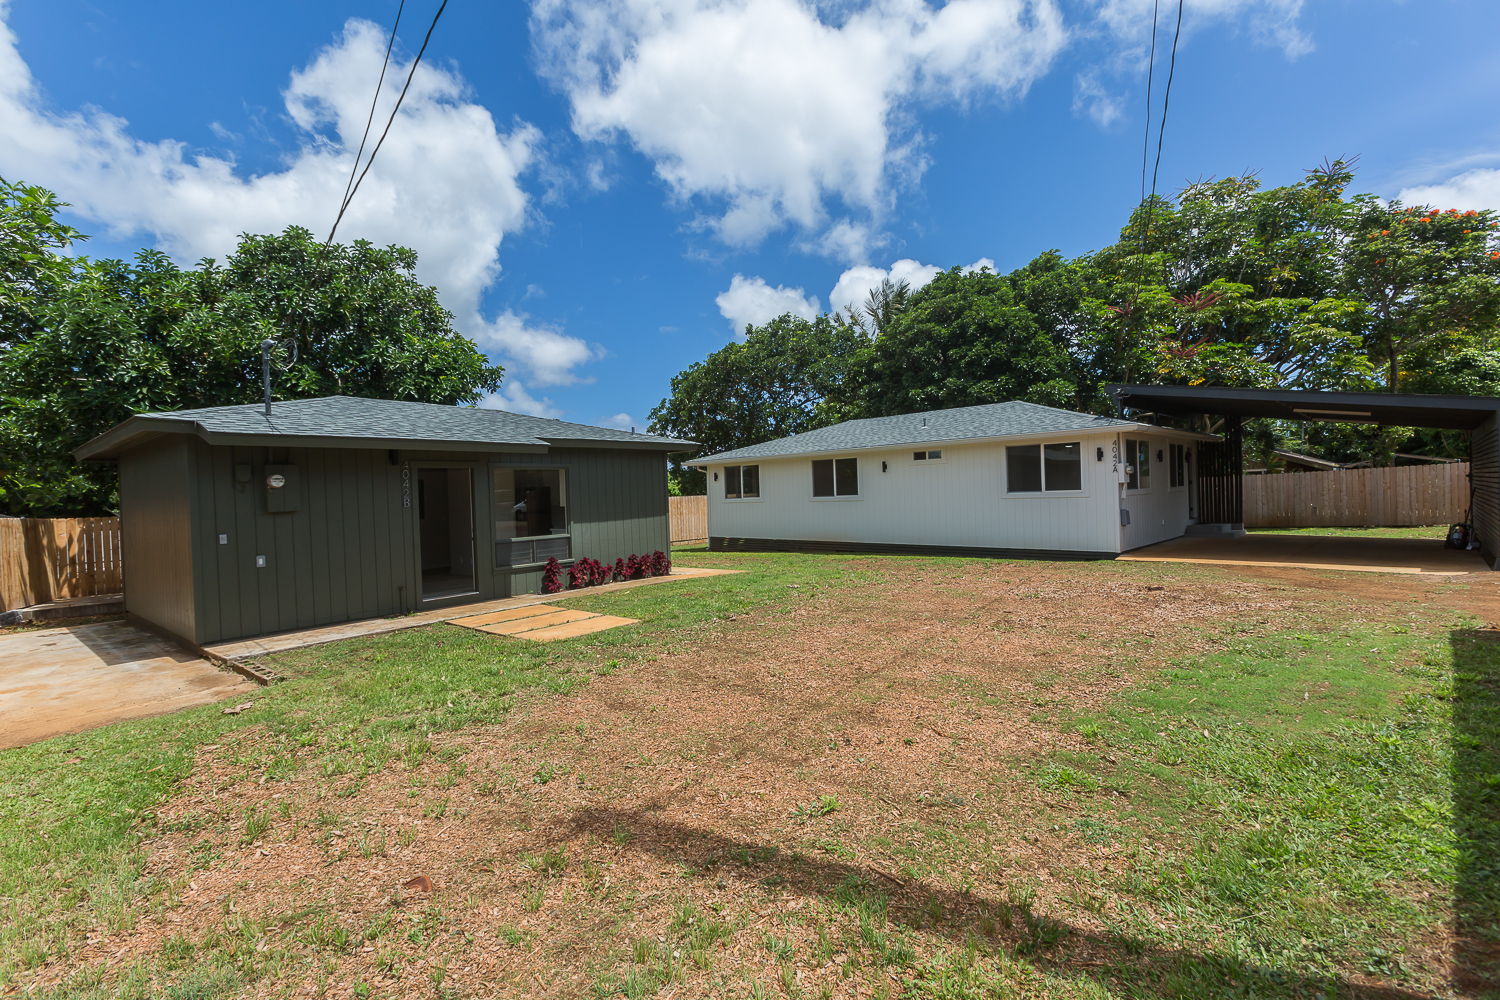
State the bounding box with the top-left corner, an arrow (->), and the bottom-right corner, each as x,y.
1157,449 -> 1164,462
1096,447 -> 1104,461
882,461 -> 888,472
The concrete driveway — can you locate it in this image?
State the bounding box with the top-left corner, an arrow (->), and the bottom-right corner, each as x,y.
0,620 -> 254,750
1119,532 -> 1488,575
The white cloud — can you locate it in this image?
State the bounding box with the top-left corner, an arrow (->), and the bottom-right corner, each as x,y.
1071,71 -> 1122,126
478,381 -> 564,418
600,412 -> 636,429
1399,168 -> 1500,213
0,11 -> 600,387
532,0 -> 1068,252
715,273 -> 820,333
827,256 -> 992,315
1088,0 -> 1311,60
472,310 -> 597,386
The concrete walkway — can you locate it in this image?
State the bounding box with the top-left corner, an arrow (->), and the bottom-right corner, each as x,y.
1119,533 -> 1487,575
207,566 -> 739,660
0,621 -> 253,750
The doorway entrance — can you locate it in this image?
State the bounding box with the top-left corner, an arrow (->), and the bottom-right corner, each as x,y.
418,468 -> 477,601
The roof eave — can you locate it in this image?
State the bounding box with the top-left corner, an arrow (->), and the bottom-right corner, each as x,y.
688,423 -> 1214,466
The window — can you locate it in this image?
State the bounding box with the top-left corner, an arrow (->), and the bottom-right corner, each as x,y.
1170,443 -> 1185,488
812,458 -> 858,497
1044,442 -> 1081,491
913,449 -> 944,462
1125,438 -> 1150,491
1007,442 -> 1083,493
724,464 -> 760,499
1007,445 -> 1042,492
492,468 -> 570,566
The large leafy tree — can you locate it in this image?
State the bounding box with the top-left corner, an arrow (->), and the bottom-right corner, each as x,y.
0,189 -> 503,516
647,314 -> 865,493
858,266 -> 1076,416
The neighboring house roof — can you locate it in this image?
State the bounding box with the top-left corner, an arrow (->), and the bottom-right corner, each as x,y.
75,396 -> 696,461
691,400 -> 1209,466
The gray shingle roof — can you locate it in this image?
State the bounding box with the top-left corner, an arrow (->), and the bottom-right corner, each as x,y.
692,401 -> 1140,464
75,396 -> 695,460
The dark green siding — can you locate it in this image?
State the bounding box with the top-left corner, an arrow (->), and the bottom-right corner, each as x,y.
118,436 -> 197,641
162,441 -> 669,644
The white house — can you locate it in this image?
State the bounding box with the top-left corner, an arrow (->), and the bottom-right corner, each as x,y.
690,401 -> 1220,558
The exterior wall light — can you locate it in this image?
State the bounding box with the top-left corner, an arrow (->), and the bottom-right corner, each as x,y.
882,461 -> 888,472
1096,447 -> 1104,461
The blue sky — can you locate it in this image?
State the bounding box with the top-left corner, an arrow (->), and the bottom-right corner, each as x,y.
4,0 -> 1499,428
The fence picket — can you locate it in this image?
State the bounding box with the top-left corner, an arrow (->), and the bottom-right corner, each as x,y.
0,516 -> 123,612
1243,464 -> 1468,529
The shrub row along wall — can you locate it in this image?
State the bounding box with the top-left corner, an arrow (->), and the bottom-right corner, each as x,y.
1244,463 -> 1470,529
0,517 -> 123,612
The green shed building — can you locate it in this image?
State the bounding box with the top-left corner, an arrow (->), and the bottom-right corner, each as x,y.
74,397 -> 693,647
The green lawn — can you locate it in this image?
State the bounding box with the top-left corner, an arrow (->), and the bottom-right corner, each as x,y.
1247,525 -> 1451,539
0,550 -> 1491,999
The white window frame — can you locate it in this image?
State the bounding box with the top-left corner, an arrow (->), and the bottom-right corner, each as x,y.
722,464 -> 763,502
1003,439 -> 1088,498
810,457 -> 861,501
911,449 -> 947,464
1124,437 -> 1152,496
1167,442 -> 1187,492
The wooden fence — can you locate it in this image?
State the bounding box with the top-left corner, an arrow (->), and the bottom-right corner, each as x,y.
0,517 -> 123,613
670,495 -> 708,545
1244,463 -> 1470,529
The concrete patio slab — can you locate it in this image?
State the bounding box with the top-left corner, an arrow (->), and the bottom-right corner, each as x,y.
206,566 -> 739,660
1119,533 -> 1487,575
0,620 -> 254,750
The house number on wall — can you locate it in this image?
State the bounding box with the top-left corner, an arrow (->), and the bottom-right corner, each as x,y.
402,462 -> 410,508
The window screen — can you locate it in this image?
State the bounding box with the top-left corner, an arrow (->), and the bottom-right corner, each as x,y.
913,451 -> 927,461
1136,439 -> 1151,488
1170,443 -> 1185,488
1124,439 -> 1139,489
1043,442 -> 1082,491
812,459 -> 835,497
741,464 -> 760,498
835,458 -> 858,496
725,465 -> 741,499
1007,445 -> 1042,492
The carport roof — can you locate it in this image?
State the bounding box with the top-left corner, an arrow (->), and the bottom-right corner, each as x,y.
74,396 -> 697,460
1108,385 -> 1500,431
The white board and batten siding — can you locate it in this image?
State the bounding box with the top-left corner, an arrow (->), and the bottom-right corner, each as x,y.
706,428 -> 1204,555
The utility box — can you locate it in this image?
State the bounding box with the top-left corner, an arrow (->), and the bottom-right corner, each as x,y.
264,465 -> 299,513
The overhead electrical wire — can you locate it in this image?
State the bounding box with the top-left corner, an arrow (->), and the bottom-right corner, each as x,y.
327,0 -> 450,245
332,0 -> 407,242
1139,0 -> 1160,244
1142,0 -> 1186,283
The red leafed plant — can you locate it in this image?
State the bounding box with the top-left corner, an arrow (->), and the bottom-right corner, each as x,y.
613,557 -> 627,582
624,554 -> 645,579
589,558 -> 611,586
651,550 -> 671,576
567,561 -> 588,589
541,557 -> 562,594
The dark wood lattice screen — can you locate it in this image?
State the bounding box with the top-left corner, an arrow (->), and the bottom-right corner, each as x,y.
1196,417 -> 1243,525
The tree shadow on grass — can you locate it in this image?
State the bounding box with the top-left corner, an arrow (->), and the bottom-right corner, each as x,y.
1452,628 -> 1500,996
558,805 -> 1431,1000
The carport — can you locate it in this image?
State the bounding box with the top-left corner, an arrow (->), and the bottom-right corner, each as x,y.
1108,385 -> 1500,572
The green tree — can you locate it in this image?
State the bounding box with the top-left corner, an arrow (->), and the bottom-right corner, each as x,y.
647,314 -> 866,493
858,266 -> 1075,416
0,213 -> 503,516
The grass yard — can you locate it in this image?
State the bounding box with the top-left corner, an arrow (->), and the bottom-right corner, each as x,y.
1,550 -> 1497,999
1246,526 -> 1452,539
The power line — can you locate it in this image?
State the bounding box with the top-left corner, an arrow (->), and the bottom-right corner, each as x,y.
1145,0 -> 1186,284
1139,0 -> 1160,218
328,0 -> 450,245
332,0 -> 407,242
